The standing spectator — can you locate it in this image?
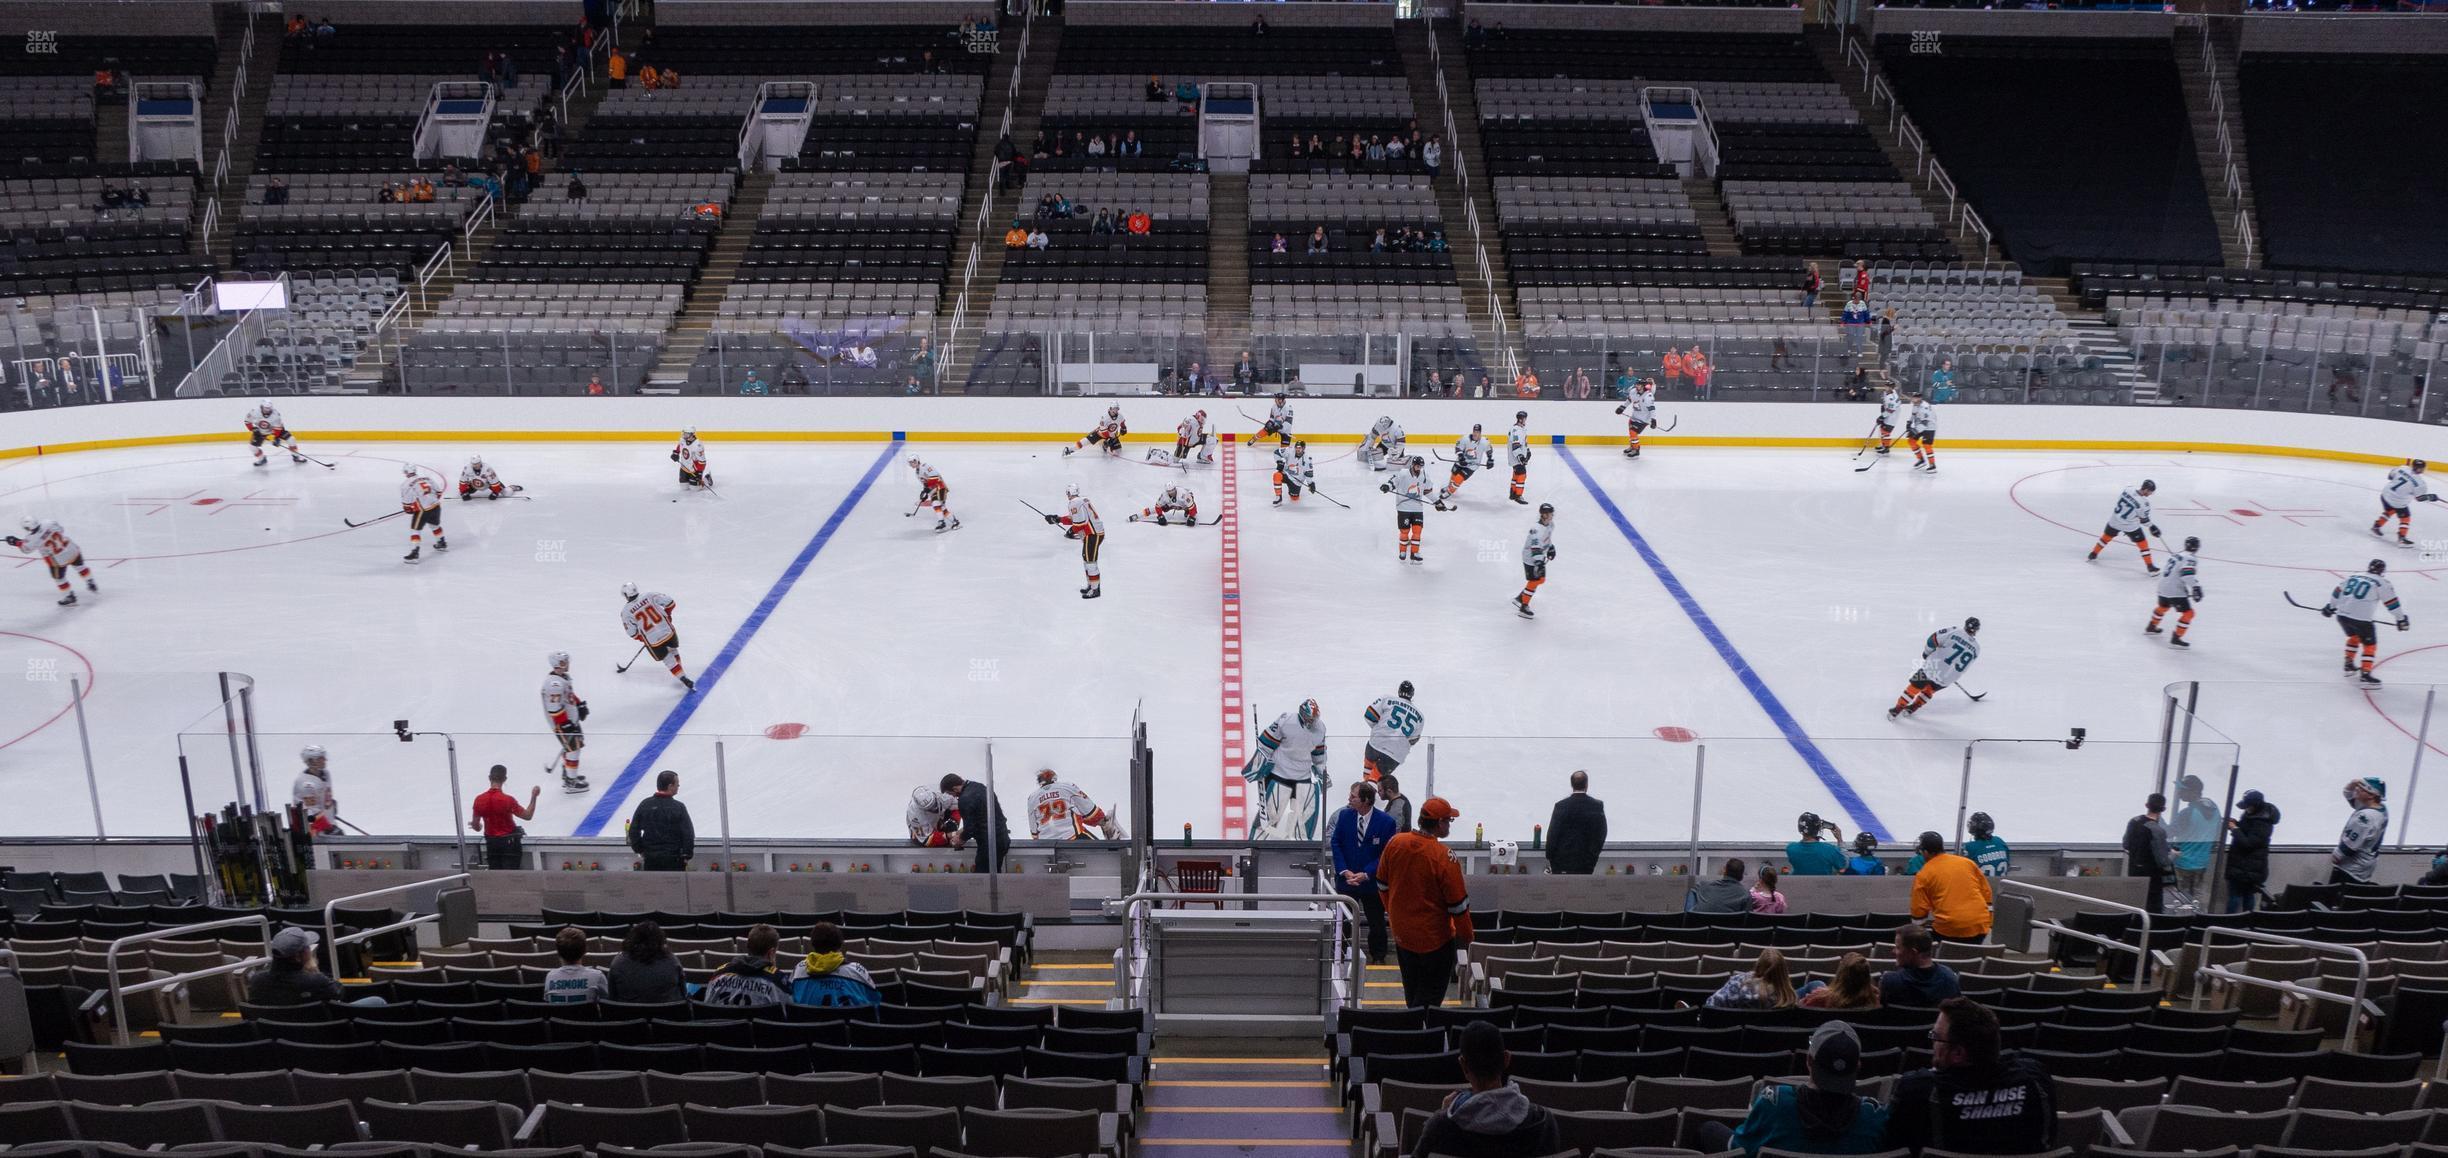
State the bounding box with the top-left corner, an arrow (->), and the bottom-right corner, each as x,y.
1852,259 -> 1870,299
1233,350 -> 1256,392
1751,867 -> 1788,914
1707,948 -> 1800,1010
946,772 -> 1011,874
1802,262 -> 1823,309
468,763 -> 538,869
627,769 -> 694,871
1875,310 -> 1895,368
1929,356 -> 1955,401
1878,925 -> 1961,1007
2122,791 -> 2172,912
1964,811 -> 2011,878
2167,773 -> 2219,908
1378,796 -> 1472,1009
1146,74 -> 1167,102
1543,770 -> 1606,875
1687,858 -> 1752,914
1408,1021 -> 1562,1158
1801,953 -> 1881,1011
1379,774 -> 1413,834
2224,789 -> 2280,911
1884,998 -> 2057,1156
542,927 -> 607,1004
1909,831 -> 1994,944
566,171 -> 588,201
502,50 -> 519,90
1422,135 -> 1442,180
1703,1022 -> 1887,1157
609,921 -> 686,1002
1842,295 -> 1872,360
1661,345 -> 1684,390
1770,335 -> 1792,373
2334,776 -> 2389,883
1788,812 -> 1847,875
702,925 -> 790,1008
1330,781 -> 1397,964
789,922 -> 881,1007
585,373 -> 607,396
1686,344 -> 1712,396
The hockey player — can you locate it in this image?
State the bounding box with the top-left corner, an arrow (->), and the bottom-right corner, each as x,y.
1440,424 -> 1495,510
621,582 -> 694,690
1260,393 -> 1295,447
907,457 -> 958,532
1506,411 -> 1533,504
2324,558 -> 2409,685
1516,502 -> 1557,618
1964,812 -> 2012,878
2147,536 -> 2205,648
1042,484 -> 1106,598
1243,699 -> 1329,840
1889,617 -> 1981,719
1615,378 -> 1658,458
9,516 -> 96,605
1029,768 -> 1123,840
2086,480 -> 2160,573
294,745 -> 339,837
1381,455 -> 1432,564
1361,415 -> 1407,471
1130,484 -> 1199,526
1361,681 -> 1424,782
671,428 -> 712,490
1150,410 -> 1212,467
1869,385 -> 1902,457
1064,405 -> 1127,457
2376,459 -> 2435,546
1272,439 -> 1315,507
907,786 -> 960,847
1904,392 -> 1938,473
244,402 -> 306,466
457,455 -> 509,500
399,464 -> 447,563
541,651 -> 590,792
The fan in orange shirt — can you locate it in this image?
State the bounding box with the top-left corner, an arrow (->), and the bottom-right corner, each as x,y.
1660,346 -> 1685,387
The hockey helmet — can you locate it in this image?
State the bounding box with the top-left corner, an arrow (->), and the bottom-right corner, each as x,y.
1516,410 -> 1528,421
1036,768 -> 1058,784
1106,404 -> 1120,416
469,455 -> 483,470
1274,393 -> 1288,403
680,427 -> 697,441
2415,459 -> 2429,473
258,402 -> 274,415
1963,617 -> 1982,635
1472,423 -> 1483,433
1398,679 -> 1415,700
2185,536 -> 2202,551
2139,479 -> 2157,494
300,744 -> 328,766
1798,811 -> 1824,838
621,582 -> 639,601
2372,558 -> 2390,574
908,455 -> 922,468
1538,503 -> 1554,518
548,650 -> 571,671
1195,409 -> 1207,420
1293,439 -> 1306,451
18,516 -> 36,534
911,785 -> 952,813
1064,483 -> 1080,499
402,463 -> 418,477
1296,698 -> 1319,727
1852,832 -> 1878,855
1968,811 -> 1995,839
1407,456 -> 1425,470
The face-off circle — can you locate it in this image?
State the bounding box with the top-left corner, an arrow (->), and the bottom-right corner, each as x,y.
2008,461 -> 2448,576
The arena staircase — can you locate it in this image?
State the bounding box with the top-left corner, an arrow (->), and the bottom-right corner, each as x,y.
1206,172 -> 1251,380
942,13 -> 1062,391
1145,1046 -> 1346,1158
1682,175 -> 1744,259
2173,19 -> 2261,270
201,4 -> 278,263
1802,27 -> 2004,269
644,170 -> 771,390
1404,20 -> 1521,381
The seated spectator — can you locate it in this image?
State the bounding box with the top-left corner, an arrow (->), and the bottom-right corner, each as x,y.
1120,129 -> 1142,156
1035,193 -> 1058,219
1307,226 -> 1328,255
1085,134 -> 1106,157
1707,947 -> 1799,1010
1252,13 -> 1269,35
1147,74 -> 1167,102
1053,194 -> 1073,217
1410,1021 -> 1563,1157
1909,830 -> 1994,944
1270,232 -> 1287,254
739,369 -> 768,396
1026,226 -> 1049,250
1091,208 -> 1115,234
412,179 -> 436,203
702,924 -> 790,1008
1752,866 -> 1788,914
1005,220 -> 1029,249
1426,230 -> 1447,253
1175,79 -> 1199,109
608,47 -> 628,87
1289,134 -> 1306,157
98,185 -> 125,210
1802,952 -> 1881,1011
1387,136 -> 1406,160
608,921 -> 685,1001
264,177 -> 290,206
1879,924 -> 1961,1008
1366,136 -> 1388,162
129,185 -> 150,208
640,64 -> 662,91
542,926 -> 608,1003
789,922 -> 881,1007
1126,209 -> 1151,236
585,373 -> 607,396
1031,130 -> 1050,157
661,67 -> 681,89
566,172 -> 588,200
1885,998 -> 2056,1156
1687,857 -> 1751,913
248,927 -> 385,1007
780,363 -> 810,395
1705,1022 -> 1889,1157
377,184 -> 397,204
316,17 -> 335,40
287,14 -> 308,37
1844,833 -> 1886,875
1370,228 -> 1388,253
849,344 -> 878,369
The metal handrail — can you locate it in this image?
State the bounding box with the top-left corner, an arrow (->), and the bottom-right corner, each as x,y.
416,240 -> 453,311
1118,890 -> 1363,1011
322,873 -> 471,979
462,193 -> 495,255
1997,878 -> 2153,988
107,914 -> 269,1044
2193,926 -> 2372,1052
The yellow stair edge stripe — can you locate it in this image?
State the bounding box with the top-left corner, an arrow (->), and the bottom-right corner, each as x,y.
1148,1106 -> 1341,1114
1018,980 -> 1114,987
1141,1139 -> 1353,1146
1008,998 -> 1105,1005
1030,963 -> 1115,970
1148,1080 -> 1336,1089
1151,1058 -> 1328,1066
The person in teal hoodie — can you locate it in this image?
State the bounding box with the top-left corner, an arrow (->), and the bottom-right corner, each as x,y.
1703,1021 -> 1892,1157
1964,812 -> 2012,877
1787,812 -> 1847,876
1843,832 -> 1887,876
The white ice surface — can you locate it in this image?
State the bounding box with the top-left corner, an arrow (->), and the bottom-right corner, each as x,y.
1,438 -> 2437,847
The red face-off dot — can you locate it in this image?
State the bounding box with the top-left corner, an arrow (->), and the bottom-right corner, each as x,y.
763,723 -> 808,740
1653,726 -> 1698,743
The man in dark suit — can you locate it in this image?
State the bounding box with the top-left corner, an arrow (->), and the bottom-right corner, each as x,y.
1545,770 -> 1606,874
944,773 -> 1012,874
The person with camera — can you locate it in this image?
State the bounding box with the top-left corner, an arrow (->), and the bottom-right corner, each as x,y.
1788,812 -> 1846,875
469,764 -> 540,869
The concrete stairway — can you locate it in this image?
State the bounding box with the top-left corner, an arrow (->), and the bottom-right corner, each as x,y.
1681,175 -> 1743,258
645,170 -> 771,389
201,3 -> 278,266
96,101 -> 131,170
2173,20 -> 2259,269
1206,172 -> 1250,377
941,14 -> 1062,389
1801,28 -> 2002,268
1401,20 -> 1519,379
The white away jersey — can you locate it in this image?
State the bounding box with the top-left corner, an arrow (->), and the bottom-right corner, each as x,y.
2156,552 -> 2202,601
1064,495 -> 1104,536
1621,391 -> 1656,424
1391,469 -> 1433,513
1275,446 -> 1313,486
1508,423 -> 1531,465
907,790 -> 956,844
675,439 -> 707,472
292,772 -> 334,820
1268,401 -> 1294,431
1455,433 -> 1492,468
16,521 -> 76,562
460,460 -> 500,489
2107,487 -> 2153,533
1918,626 -> 1981,689
2329,572 -> 2404,622
1029,780 -> 1107,839
1155,485 -> 1195,512
1176,416 -> 1202,445
1877,390 -> 1901,425
622,591 -> 678,646
1362,696 -> 1425,762
2384,466 -> 2433,508
541,673 -> 582,722
1907,399 -> 1935,434
911,459 -> 944,488
245,408 -> 287,435
1255,709 -> 1328,781
400,475 -> 441,511
1523,521 -> 1556,566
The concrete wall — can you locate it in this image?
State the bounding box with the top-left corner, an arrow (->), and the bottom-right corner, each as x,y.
2236,13 -> 2448,54
0,1 -> 215,37
1465,3 -> 1801,34
307,865 -> 1072,919
659,0 -> 995,26
1065,0 -> 1395,28
1863,9 -> 2175,40
289,1 -> 578,26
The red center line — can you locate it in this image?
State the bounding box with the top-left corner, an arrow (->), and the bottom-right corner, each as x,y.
1219,435 -> 1246,840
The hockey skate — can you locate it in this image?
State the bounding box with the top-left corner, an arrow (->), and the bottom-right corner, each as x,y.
1080,585 -> 1101,600
1515,596 -> 1535,619
1061,446 -> 1076,458
561,773 -> 591,794
2362,671 -> 2385,686
403,546 -> 421,563
252,457 -> 267,468
2145,564 -> 2159,575
433,538 -> 448,551
290,454 -> 307,464
1128,513 -> 1141,522
936,518 -> 959,532
2400,535 -> 2417,547
2144,624 -> 2163,634
2347,656 -> 2361,674
1271,496 -> 1283,507
1511,495 -> 1529,505
85,579 -> 97,592
2374,524 -> 2389,539
2169,636 -> 2191,648
1623,447 -> 1639,458
57,592 -> 76,606
680,675 -> 697,691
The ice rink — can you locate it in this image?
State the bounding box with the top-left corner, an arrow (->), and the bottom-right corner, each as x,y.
2,429 -> 2440,849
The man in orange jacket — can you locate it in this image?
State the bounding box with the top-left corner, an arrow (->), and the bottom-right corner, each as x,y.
1377,795 -> 1473,1008
1908,831 -> 1994,943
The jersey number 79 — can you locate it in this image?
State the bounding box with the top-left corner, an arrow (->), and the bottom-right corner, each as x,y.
1942,642 -> 1976,672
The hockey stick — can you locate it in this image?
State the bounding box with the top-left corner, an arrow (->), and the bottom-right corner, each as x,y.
1307,487 -> 1351,510
1853,452 -> 1887,473
2284,592 -> 2331,613
1656,415 -> 1679,433
614,642 -> 648,673
342,509 -> 407,528
1956,683 -> 1988,703
1018,498 -> 1056,520
287,447 -> 338,470
333,816 -> 371,836
1853,422 -> 1883,460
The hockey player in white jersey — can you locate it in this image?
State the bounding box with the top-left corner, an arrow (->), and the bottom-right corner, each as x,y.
1360,416 -> 1407,471
1905,394 -> 1938,473
1147,411 -> 1212,467
907,786 -> 960,847
2086,480 -> 2160,573
1439,425 -> 1495,509
1272,440 -> 1315,506
672,428 -> 712,490
907,457 -> 958,532
1260,393 -> 1295,447
2147,537 -> 2204,647
541,651 -> 590,792
2325,559 -> 2409,685
1244,699 -> 1329,840
10,516 -> 96,605
2376,459 -> 2435,546
1361,681 -> 1424,782
621,583 -> 695,691
457,456 -> 511,500
1381,456 -> 1432,564
293,745 -> 340,837
1868,387 -> 1903,457
244,402 -> 306,466
1890,617 -> 1981,719
1615,378 -> 1658,458
399,464 -> 447,562
1516,502 -> 1557,618
1064,406 -> 1127,457
1042,484 -> 1107,598
1029,768 -> 1123,840
1506,411 -> 1533,504
1130,484 -> 1200,526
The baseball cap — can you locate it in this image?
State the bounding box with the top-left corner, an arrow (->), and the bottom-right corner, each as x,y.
270,926 -> 319,957
1808,1021 -> 1862,1093
1418,796 -> 1460,823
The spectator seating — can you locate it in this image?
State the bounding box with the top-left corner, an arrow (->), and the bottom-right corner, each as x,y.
229,175 -> 473,276
0,291 -> 184,406
2239,53 -> 2448,275
562,99 -> 745,175
965,285 -> 1208,394
2111,294 -> 2443,414
1467,30 -> 1833,86
623,25 -> 992,78
0,78 -> 99,166
0,34 -> 214,164
0,189 -> 209,299
1058,25 -> 1403,77
523,172 -> 735,223
735,172 -> 959,285
255,75 -> 530,174
2072,262 -> 2448,314
0,171 -> 193,232
398,284 -> 678,396
471,172 -> 727,286
218,272 -> 402,394
1250,174 -> 1452,283
1877,36 -> 2221,274
1873,263 -> 2075,353
0,33 -> 216,86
